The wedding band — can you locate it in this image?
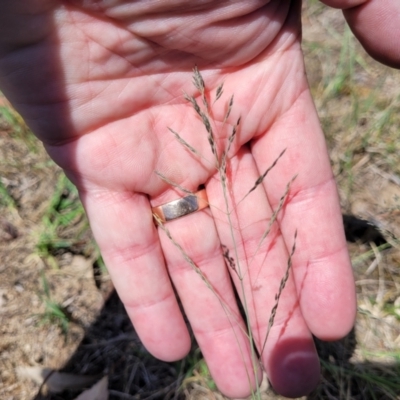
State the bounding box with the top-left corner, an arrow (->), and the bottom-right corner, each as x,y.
152,189 -> 209,223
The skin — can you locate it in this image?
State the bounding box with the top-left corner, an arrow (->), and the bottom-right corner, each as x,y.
0,0 -> 398,397
321,0 -> 400,68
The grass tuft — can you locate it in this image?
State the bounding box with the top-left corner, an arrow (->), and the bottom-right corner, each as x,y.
35,271 -> 70,337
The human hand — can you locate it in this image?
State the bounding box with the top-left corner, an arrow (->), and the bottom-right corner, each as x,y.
0,1 -> 363,397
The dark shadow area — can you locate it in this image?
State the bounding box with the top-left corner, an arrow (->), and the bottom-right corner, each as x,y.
32,290 -> 400,400
314,328 -> 357,365
35,291 -> 186,400
309,329 -> 400,399
32,213 -> 399,399
343,214 -> 388,246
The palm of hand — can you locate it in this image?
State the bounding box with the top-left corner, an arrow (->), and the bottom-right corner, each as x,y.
1,0 -> 356,397
43,1 -> 301,193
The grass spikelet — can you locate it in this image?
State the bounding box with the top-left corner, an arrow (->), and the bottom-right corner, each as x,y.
184,92 -> 202,117
226,117 -> 240,157
193,65 -> 209,111
224,94 -> 234,123
168,127 -> 201,157
249,174 -> 297,267
184,89 -> 218,160
192,65 -> 205,94
244,148 -> 287,199
222,244 -> 237,273
214,82 -> 224,103
199,110 -> 218,158
218,116 -> 240,189
155,171 -> 195,195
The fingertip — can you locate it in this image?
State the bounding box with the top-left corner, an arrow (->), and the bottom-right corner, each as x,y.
150,334 -> 192,362
140,329 -> 192,362
198,332 -> 263,399
319,0 -> 366,9
343,0 -> 400,69
300,266 -> 357,341
216,367 -> 263,400
125,304 -> 192,362
267,338 -> 320,398
310,302 -> 356,342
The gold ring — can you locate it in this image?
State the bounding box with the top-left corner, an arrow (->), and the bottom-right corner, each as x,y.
152,189 -> 209,223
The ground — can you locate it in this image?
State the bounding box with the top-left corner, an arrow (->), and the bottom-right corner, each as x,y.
1,2 -> 400,400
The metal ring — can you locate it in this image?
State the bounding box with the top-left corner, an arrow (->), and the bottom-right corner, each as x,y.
152,189 -> 209,223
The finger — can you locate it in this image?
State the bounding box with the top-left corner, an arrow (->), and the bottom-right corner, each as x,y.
0,0 -> 52,49
251,87 -> 357,340
319,0 -> 365,7
207,147 -> 320,397
342,0 -> 400,68
320,0 -> 400,68
80,188 -> 191,361
153,195 -> 261,399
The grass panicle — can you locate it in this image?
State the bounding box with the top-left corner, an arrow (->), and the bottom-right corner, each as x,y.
155,68 -> 298,399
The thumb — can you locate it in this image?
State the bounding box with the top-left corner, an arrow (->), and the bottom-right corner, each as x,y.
0,1 -> 55,51
319,0 -> 400,68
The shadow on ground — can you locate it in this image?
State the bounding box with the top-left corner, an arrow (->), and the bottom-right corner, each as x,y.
32,214 -> 400,399
34,290 -> 185,400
